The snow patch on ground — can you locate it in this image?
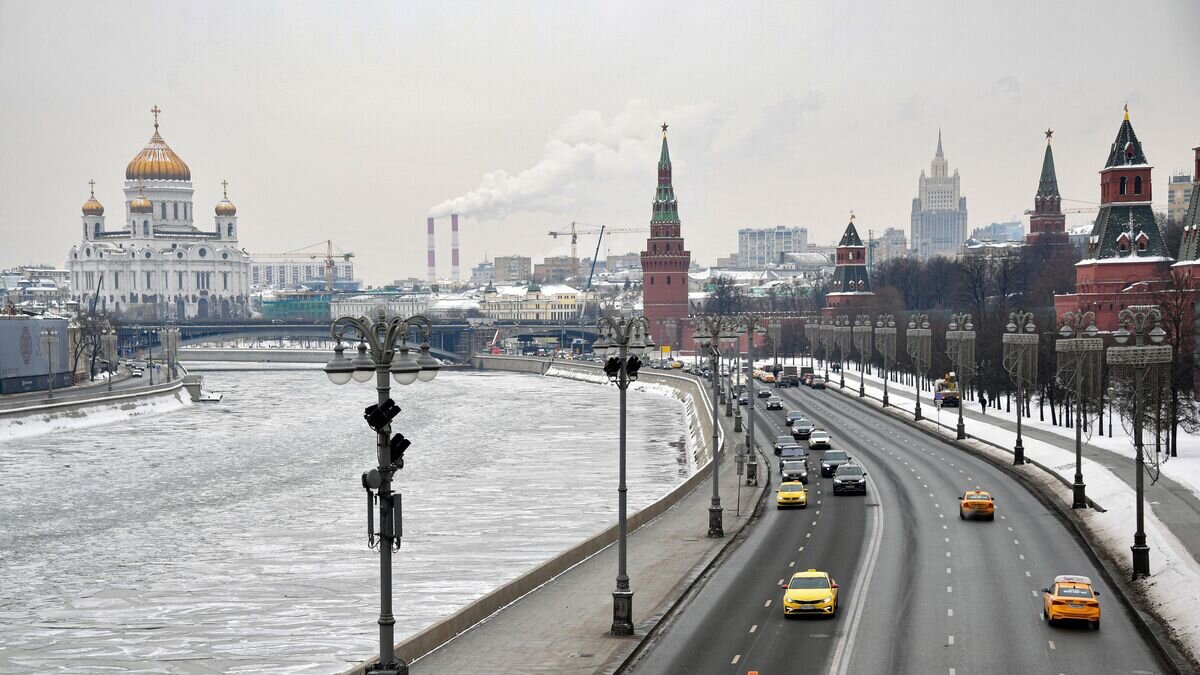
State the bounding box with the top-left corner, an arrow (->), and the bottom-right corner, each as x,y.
0,389 -> 193,442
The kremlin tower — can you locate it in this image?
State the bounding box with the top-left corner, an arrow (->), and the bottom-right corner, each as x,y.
1025,130 -> 1069,247
1171,144 -> 1200,277
640,124 -> 692,350
823,214 -> 875,316
1054,106 -> 1172,330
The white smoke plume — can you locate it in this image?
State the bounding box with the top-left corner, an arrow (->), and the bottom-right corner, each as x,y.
428,100 -> 723,220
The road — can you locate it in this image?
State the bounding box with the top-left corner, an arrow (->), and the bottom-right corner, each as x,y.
627,378 -> 1168,674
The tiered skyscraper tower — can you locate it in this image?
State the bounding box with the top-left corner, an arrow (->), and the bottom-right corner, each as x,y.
640,124 -> 691,350
911,131 -> 969,259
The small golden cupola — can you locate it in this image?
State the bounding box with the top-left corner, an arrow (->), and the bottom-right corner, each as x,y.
125,105 -> 192,182
81,179 -> 104,215
214,180 -> 237,216
130,184 -> 153,214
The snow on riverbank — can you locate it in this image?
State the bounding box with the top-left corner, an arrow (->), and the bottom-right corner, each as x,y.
0,389 -> 192,442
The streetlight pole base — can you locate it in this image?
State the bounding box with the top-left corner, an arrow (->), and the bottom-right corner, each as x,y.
956,421 -> 966,440
366,661 -> 409,675
611,590 -> 634,636
1131,544 -> 1150,579
914,404 -> 922,422
1072,481 -> 1088,509
708,505 -> 724,538
1013,443 -> 1025,465
734,411 -> 743,432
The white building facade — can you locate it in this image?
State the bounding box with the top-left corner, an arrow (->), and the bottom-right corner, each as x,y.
911,131 -> 969,260
737,226 -> 809,268
250,260 -> 355,288
66,109 -> 250,320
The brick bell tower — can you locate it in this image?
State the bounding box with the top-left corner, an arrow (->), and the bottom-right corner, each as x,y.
640,123 -> 692,350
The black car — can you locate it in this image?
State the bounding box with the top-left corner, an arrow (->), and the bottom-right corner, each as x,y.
774,435 -> 796,455
820,450 -> 851,477
757,389 -> 772,398
778,445 -> 808,472
738,393 -> 750,405
832,463 -> 867,495
785,411 -> 805,426
791,418 -> 816,440
766,397 -> 784,410
781,460 -> 809,484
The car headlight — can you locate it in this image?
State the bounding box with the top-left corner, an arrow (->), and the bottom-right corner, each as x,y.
822,595 -> 833,604
822,463 -> 830,468
833,478 -> 843,483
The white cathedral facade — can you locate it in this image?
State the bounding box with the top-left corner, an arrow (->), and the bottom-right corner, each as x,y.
67,108 -> 251,321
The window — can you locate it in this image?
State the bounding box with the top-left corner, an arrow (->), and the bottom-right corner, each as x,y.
667,275 -> 672,284
146,272 -> 153,289
161,202 -> 167,219
650,276 -> 655,285
94,223 -> 101,237
173,203 -> 179,219
198,248 -> 207,258
178,271 -> 185,289
1120,176 -> 1128,195
143,222 -> 150,236
113,272 -> 120,289
222,272 -> 229,290
227,223 -> 234,237
1134,176 -> 1143,195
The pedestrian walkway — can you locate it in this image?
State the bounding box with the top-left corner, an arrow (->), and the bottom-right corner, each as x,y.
841,368 -> 1200,567
408,406 -> 767,674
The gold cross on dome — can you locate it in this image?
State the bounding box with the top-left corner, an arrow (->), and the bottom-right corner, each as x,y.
88,179 -> 96,196
151,105 -> 161,129
850,209 -> 855,221
221,179 -> 229,198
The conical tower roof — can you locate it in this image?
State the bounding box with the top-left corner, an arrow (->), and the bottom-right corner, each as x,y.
1104,105 -> 1149,168
651,123 -> 678,224
1037,136 -> 1060,199
837,216 -> 864,247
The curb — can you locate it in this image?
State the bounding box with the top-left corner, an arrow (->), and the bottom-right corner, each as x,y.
827,380 -> 1195,674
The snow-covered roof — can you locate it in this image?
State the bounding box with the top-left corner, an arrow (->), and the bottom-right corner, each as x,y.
1075,256 -> 1174,266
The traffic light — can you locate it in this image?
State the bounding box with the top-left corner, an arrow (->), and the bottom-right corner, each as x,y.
603,356 -> 622,381
625,355 -> 641,379
364,398 -> 401,432
389,433 -> 411,468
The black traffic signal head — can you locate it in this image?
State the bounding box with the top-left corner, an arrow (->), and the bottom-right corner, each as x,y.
388,433 -> 411,468
625,355 -> 641,380
603,356 -> 622,382
364,398 -> 401,432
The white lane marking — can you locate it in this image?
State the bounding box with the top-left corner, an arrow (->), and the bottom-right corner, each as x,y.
1000,515 -> 1007,520
750,624 -> 758,633
789,561 -> 796,567
948,608 -> 954,617
935,503 -> 940,508
939,514 -> 945,519
1019,554 -> 1025,560
946,567 -> 952,574
816,510 -> 821,514
764,599 -> 772,607
1014,539 -> 1020,545
1025,571 -> 1031,577
950,669 -> 957,675
806,532 -> 812,538
799,546 -> 805,552
829,471 -> 885,675
1048,640 -> 1056,650
779,578 -> 785,586
944,537 -> 950,543
943,525 -> 948,530
1032,590 -> 1038,597
1008,526 -> 1013,531
732,654 -> 741,664
948,635 -> 955,645
947,585 -> 953,593
929,492 -> 934,497
946,551 -> 952,558
812,521 -> 818,526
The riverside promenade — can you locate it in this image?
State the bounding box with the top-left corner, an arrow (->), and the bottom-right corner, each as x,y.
345,356 -> 769,675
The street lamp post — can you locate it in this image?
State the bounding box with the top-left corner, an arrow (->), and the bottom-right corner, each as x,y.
875,315 -> 896,407
323,309 -> 441,675
853,315 -> 872,398
1108,306 -> 1171,578
804,317 -> 819,374
593,315 -> 654,636
820,316 -> 834,381
946,313 -> 976,440
737,315 -> 767,468
835,315 -> 851,390
693,313 -> 741,538
102,329 -> 118,392
163,323 -> 180,380
906,314 -> 931,421
1057,310 -> 1103,509
40,328 -> 58,398
1002,311 -> 1038,465
770,318 -> 782,374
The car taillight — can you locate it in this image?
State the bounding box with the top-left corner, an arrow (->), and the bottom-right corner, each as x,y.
1051,600 -> 1066,606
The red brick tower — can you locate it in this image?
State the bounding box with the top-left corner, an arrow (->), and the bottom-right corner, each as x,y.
823,213 -> 875,316
1054,106 -> 1173,330
1171,145 -> 1200,276
1025,129 -> 1069,246
640,123 -> 692,349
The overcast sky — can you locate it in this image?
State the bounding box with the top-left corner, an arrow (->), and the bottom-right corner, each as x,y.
2,1 -> 1197,285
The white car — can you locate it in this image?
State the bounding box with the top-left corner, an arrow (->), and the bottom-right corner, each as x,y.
808,430 -> 831,449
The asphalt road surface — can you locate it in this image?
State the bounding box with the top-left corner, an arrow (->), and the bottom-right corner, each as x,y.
626,378 -> 1168,675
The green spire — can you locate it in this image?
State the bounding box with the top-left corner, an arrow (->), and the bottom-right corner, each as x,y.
1037,137 -> 1059,199
659,122 -> 671,167
652,123 -> 678,224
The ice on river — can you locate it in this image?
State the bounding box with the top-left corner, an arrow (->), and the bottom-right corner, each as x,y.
0,368 -> 690,673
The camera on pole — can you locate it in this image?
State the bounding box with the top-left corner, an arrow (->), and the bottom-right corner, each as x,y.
603,356 -> 622,380
388,433 -> 411,469
625,355 -> 641,379
364,399 -> 401,432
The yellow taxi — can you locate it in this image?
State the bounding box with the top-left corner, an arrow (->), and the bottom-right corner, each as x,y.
762,373 -> 776,384
776,481 -> 808,509
959,490 -> 995,521
1042,574 -> 1101,629
780,569 -> 838,618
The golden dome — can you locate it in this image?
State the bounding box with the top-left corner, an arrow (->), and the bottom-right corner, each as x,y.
125,107 -> 191,181
82,179 -> 104,216
130,185 -> 153,214
214,180 -> 237,216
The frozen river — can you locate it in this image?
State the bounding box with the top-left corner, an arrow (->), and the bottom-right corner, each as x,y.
0,366 -> 691,673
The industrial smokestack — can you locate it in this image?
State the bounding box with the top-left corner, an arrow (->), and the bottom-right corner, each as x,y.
427,217 -> 436,283
451,213 -> 461,282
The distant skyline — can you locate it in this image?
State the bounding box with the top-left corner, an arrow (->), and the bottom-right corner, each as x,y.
1,1 -> 1198,285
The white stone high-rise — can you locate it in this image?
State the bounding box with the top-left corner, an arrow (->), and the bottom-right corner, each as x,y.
911,131 -> 969,259
67,107 -> 251,320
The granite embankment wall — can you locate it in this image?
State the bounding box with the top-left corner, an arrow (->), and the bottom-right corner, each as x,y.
343,355 -> 721,672
0,377 -> 191,441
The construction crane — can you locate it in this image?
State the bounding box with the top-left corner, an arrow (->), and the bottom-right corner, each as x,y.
252,240 -> 355,293
548,222 -> 648,266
